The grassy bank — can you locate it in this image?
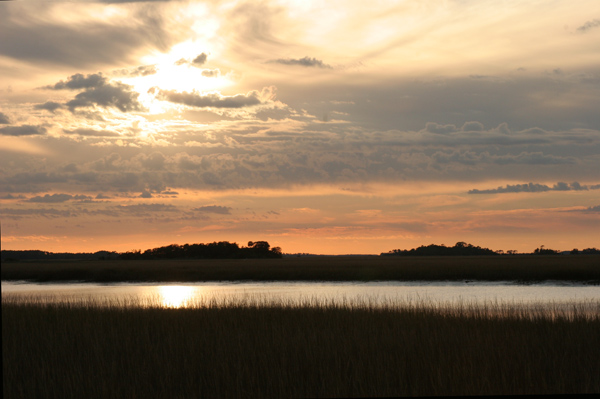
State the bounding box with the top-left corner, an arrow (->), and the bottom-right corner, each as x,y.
3,296 -> 599,398
2,255 -> 599,283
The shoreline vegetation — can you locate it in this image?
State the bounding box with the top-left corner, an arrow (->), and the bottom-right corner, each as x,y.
1,255 -> 599,284
3,295 -> 599,398
3,241 -> 599,263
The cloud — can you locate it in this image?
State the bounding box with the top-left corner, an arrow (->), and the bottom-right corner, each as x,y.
1,194 -> 25,200
423,122 -> 458,134
0,3 -> 177,69
583,205 -> 600,213
192,53 -> 208,66
68,85 -> 142,113
28,193 -> 92,203
63,128 -> 121,137
0,112 -> 10,124
577,19 -> 600,33
432,151 -> 575,166
2,122 -> 599,194
270,56 -> 331,68
201,69 -> 220,78
151,88 -> 264,108
46,73 -> 143,112
112,64 -> 157,77
0,125 -> 47,136
461,121 -> 485,132
34,101 -> 63,112
468,182 -> 600,194
0,208 -> 76,219
192,205 -> 232,214
174,53 -> 209,67
139,190 -> 153,198
47,73 -> 107,90
115,203 -> 178,216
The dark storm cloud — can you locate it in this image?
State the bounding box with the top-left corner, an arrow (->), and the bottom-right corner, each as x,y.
28,193 -> 92,203
45,73 -> 143,112
152,88 -> 263,108
468,182 -> 600,194
577,19 -> 600,33
0,125 -> 47,136
0,112 -> 10,124
0,4 -> 176,69
192,205 -> 232,214
270,56 -> 331,68
34,101 -> 63,112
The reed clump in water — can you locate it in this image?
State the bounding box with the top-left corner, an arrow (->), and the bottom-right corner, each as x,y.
3,295 -> 599,398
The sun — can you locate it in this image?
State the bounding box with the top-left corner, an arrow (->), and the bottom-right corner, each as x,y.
158,285 -> 197,308
118,41 -> 234,113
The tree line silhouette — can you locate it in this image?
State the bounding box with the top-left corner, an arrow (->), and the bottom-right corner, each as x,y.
118,241 -> 282,260
0,250 -> 119,261
381,242 -> 499,256
381,242 -> 600,256
2,241 -> 599,261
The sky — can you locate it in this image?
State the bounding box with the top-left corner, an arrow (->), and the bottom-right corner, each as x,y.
1,0 -> 599,254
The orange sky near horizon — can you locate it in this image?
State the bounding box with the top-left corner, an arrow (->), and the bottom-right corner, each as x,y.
1,1 -> 599,255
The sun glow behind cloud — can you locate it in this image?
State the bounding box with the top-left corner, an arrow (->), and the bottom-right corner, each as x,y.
1,0 -> 599,254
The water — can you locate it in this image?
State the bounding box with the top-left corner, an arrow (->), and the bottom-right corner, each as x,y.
2,280 -> 599,310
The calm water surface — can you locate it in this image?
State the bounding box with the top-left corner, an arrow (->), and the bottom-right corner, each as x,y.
2,280 -> 599,309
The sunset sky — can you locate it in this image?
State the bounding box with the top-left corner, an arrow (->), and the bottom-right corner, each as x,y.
1,0 -> 599,254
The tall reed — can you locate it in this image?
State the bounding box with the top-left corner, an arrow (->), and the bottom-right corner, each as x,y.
3,295 -> 599,398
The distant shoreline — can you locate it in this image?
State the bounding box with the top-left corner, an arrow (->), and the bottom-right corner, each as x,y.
2,255 -> 599,284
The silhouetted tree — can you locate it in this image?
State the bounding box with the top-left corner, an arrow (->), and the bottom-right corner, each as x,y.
381,242 -> 498,256
116,240 -> 282,260
581,247 -> 600,255
533,245 -> 560,255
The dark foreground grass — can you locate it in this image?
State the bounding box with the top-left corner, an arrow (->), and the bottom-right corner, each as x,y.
2,255 -> 599,283
3,296 -> 599,398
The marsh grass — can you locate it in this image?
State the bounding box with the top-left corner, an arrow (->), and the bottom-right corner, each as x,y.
3,294 -> 599,398
2,255 -> 599,283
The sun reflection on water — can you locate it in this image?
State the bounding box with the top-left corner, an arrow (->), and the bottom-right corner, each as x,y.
158,286 -> 197,308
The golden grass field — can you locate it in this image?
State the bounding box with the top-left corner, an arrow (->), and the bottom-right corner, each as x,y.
2,255 -> 599,283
